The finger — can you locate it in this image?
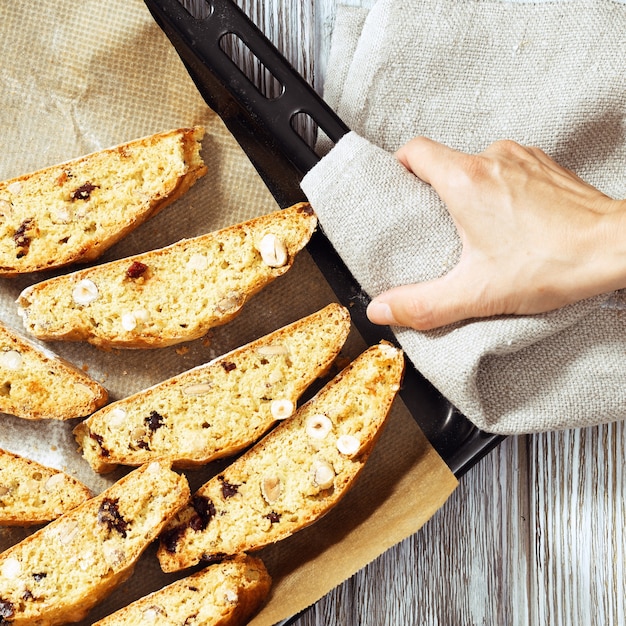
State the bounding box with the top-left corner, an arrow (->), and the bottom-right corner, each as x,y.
394,136 -> 467,189
366,275 -> 481,331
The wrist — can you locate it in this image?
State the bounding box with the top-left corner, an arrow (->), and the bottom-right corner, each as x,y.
596,199 -> 626,294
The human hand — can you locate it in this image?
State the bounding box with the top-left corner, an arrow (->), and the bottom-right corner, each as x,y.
366,137 -> 626,330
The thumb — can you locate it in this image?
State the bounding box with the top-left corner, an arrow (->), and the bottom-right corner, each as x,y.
366,275 -> 477,330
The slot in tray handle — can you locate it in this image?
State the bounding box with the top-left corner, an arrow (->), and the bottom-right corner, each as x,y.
150,0 -> 349,176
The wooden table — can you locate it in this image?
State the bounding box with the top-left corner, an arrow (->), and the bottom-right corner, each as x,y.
234,1 -> 626,624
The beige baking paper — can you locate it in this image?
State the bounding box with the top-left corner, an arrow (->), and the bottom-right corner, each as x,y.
0,2 -> 457,624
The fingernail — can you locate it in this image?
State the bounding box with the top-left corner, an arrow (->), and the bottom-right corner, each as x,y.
367,300 -> 397,325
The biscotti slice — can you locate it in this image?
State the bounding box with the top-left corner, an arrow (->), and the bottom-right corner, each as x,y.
17,203 -> 317,349
0,448 -> 91,526
0,127 -> 206,276
157,342 -> 404,573
0,460 -> 189,626
93,555 -> 271,626
0,320 -> 107,420
74,303 -> 351,473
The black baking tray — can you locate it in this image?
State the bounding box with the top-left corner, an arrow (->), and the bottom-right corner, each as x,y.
143,0 -> 504,479
143,1 -> 504,623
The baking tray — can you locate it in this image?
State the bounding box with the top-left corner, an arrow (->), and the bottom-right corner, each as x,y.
142,2 -> 504,620
142,0 -> 504,478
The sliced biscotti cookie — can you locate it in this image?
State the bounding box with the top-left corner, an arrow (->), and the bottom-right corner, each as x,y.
17,203 -> 317,349
0,460 -> 189,626
0,127 -> 206,276
74,303 -> 351,473
0,320 -> 107,420
93,555 -> 271,626
0,448 -> 91,526
157,342 -> 404,573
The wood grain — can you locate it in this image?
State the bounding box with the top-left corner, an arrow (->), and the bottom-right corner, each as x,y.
237,1 -> 626,624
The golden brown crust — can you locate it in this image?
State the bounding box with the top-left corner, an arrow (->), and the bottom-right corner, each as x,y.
157,342 -> 405,573
0,461 -> 190,626
0,448 -> 91,526
74,303 -> 351,473
16,204 -> 317,349
92,555 -> 271,626
0,127 -> 206,276
0,321 -> 107,420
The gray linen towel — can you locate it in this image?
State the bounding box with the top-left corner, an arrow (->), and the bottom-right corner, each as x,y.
302,0 -> 626,434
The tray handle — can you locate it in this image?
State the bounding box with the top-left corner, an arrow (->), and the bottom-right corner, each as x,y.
146,0 -> 349,205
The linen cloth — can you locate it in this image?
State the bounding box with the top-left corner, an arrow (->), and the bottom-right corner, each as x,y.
302,0 -> 626,434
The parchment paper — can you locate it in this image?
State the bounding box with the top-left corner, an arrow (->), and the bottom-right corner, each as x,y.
0,2 -> 457,624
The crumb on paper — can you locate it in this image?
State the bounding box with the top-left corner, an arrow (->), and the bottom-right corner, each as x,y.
176,346 -> 190,356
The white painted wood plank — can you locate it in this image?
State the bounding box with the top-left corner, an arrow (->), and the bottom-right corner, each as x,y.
530,424 -> 626,626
